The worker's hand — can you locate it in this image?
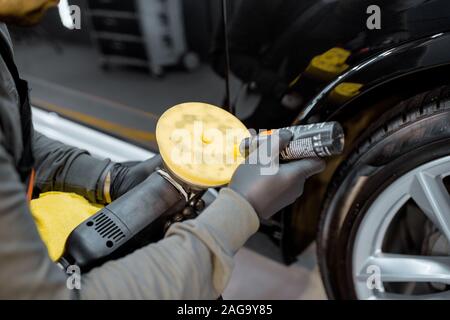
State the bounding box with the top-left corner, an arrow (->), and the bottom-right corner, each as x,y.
109,155 -> 163,201
229,130 -> 325,220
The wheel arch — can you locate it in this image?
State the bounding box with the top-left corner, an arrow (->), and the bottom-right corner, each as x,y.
282,32 -> 450,263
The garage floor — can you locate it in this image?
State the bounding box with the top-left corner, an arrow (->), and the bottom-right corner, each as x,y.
14,40 -> 326,299
225,244 -> 326,299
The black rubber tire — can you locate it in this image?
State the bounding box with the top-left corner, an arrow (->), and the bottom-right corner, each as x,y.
317,86 -> 450,299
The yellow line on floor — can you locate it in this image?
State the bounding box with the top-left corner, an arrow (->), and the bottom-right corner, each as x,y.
25,74 -> 160,120
32,98 -> 156,143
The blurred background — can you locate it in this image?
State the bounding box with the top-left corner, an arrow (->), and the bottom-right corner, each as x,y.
10,0 -> 239,152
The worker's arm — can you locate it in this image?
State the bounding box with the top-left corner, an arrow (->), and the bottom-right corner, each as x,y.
32,130 -> 112,203
1,129 -> 251,299
32,130 -> 161,203
80,188 -> 259,299
1,127 -> 258,299
0,134 -> 74,299
79,130 -> 324,299
0,132 -> 258,298
1,130 -> 323,299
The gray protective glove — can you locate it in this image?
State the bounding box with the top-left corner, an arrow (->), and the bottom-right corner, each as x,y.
108,155 -> 163,201
229,130 -> 325,220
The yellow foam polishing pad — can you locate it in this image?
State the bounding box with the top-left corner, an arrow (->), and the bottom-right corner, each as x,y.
30,192 -> 103,261
156,102 -> 250,188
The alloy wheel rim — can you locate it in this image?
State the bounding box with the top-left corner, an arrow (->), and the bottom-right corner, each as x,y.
352,155 -> 450,299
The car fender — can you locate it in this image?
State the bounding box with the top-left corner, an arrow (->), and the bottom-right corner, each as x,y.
296,32 -> 450,124
284,31 -> 450,261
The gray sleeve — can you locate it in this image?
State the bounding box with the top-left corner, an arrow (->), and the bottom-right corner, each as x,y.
32,130 -> 111,203
0,133 -> 74,299
0,131 -> 259,299
80,188 -> 260,299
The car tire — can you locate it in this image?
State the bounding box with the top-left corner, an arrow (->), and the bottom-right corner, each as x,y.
317,86 -> 450,299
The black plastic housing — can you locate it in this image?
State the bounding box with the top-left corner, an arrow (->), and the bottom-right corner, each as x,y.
60,172 -> 186,271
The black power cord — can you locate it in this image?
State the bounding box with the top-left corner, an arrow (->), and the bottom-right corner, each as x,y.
221,0 -> 234,115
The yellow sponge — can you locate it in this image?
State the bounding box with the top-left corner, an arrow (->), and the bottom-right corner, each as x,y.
30,192 -> 102,261
156,102 -> 250,188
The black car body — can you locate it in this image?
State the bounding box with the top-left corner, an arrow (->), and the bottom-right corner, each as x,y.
270,0 -> 450,299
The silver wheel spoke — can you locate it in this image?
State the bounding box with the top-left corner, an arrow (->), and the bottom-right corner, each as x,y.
357,254 -> 450,284
353,157 -> 450,299
410,171 -> 450,241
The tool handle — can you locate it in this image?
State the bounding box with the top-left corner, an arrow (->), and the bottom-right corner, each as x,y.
59,172 -> 186,272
